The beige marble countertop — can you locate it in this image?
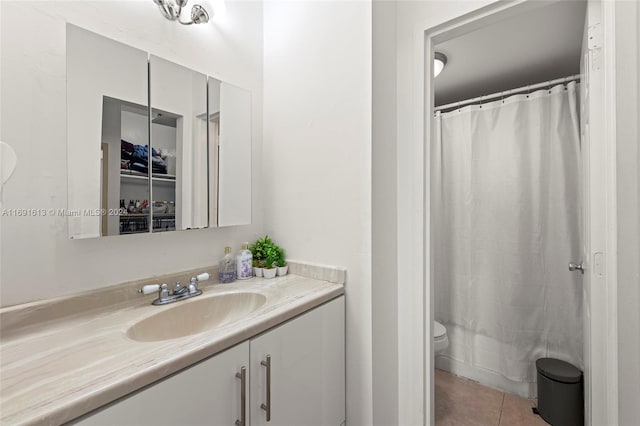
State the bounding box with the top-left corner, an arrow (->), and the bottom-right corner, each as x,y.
0,270 -> 344,425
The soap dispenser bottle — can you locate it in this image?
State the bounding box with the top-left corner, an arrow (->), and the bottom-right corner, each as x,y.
236,242 -> 253,280
218,246 -> 237,283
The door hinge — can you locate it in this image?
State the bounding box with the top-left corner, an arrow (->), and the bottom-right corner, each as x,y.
588,23 -> 602,50
593,252 -> 605,278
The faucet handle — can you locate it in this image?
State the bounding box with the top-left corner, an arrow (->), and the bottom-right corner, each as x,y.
138,284 -> 160,295
187,272 -> 210,292
195,272 -> 210,282
159,283 -> 169,298
188,273 -> 207,295
150,284 -> 171,306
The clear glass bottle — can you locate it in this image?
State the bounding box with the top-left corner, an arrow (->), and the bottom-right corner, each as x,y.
236,242 -> 253,280
218,246 -> 236,283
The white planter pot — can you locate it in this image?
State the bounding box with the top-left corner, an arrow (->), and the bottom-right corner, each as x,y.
277,265 -> 288,276
253,267 -> 263,277
263,268 -> 277,279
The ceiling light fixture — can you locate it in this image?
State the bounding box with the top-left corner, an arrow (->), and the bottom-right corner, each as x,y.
434,52 -> 447,77
153,0 -> 211,25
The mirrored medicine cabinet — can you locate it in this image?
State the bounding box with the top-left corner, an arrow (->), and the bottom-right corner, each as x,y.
66,24 -> 251,239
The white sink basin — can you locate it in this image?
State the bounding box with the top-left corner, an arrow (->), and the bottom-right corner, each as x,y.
127,292 -> 267,342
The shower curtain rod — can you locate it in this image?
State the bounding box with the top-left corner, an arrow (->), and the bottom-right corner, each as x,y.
434,74 -> 581,112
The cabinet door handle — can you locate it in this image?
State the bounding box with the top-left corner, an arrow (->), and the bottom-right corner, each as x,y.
235,367 -> 246,426
260,355 -> 271,422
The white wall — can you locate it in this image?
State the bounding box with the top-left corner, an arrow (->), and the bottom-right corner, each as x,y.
372,1 -> 399,425
614,1 -> 640,423
0,0 -> 263,306
262,2 -> 372,425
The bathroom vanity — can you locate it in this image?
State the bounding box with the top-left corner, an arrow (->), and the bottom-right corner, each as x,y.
0,264 -> 345,426
77,297 -> 344,426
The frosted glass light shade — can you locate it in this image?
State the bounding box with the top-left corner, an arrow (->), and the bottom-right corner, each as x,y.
434,52 -> 447,78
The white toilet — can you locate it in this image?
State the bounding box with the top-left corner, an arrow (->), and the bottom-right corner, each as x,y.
434,321 -> 449,354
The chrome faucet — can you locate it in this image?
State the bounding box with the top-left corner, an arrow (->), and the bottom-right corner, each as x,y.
138,272 -> 210,305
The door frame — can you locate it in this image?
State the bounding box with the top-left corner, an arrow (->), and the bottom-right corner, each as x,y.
581,1 -> 619,424
403,0 -> 619,424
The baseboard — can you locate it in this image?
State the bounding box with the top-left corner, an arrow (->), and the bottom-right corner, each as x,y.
435,355 -> 536,398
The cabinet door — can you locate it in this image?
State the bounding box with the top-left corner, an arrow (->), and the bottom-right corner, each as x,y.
250,296 -> 345,426
76,341 -> 249,426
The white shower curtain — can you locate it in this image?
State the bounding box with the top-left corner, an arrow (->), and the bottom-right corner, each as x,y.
433,82 -> 583,397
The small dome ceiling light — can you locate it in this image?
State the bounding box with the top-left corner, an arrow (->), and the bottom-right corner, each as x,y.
434,52 -> 447,78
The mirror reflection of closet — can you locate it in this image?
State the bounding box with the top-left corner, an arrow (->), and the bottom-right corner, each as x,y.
149,55 -> 208,232
103,98 -> 150,235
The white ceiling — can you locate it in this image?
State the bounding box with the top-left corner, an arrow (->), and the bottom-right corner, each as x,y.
434,0 -> 587,107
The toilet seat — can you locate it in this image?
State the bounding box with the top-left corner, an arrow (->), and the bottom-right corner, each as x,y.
434,321 -> 446,339
434,321 -> 449,354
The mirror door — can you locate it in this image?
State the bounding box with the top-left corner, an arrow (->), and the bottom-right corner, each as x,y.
149,55 -> 208,232
67,24 -> 150,238
217,82 -> 252,226
208,78 -> 222,227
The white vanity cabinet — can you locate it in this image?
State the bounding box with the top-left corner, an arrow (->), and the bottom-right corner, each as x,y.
76,341 -> 249,426
75,296 -> 345,426
250,296 -> 345,426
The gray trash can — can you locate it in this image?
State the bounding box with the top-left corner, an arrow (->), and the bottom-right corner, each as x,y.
535,358 -> 584,426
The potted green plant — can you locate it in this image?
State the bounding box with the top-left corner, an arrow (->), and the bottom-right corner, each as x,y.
263,254 -> 277,279
252,259 -> 263,277
276,247 -> 288,276
249,235 -> 271,277
250,235 -> 287,279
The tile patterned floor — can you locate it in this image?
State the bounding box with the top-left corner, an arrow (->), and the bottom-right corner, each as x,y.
435,369 -> 549,426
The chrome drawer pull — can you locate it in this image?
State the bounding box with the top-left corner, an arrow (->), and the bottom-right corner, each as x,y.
260,355 -> 271,421
235,367 -> 246,426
